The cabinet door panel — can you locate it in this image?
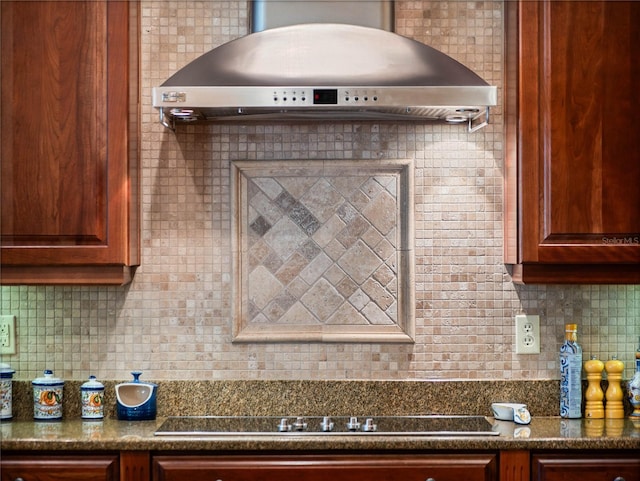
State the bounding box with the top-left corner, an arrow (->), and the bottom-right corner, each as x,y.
1,1 -> 108,247
0,454 -> 119,481
153,454 -> 497,481
544,1 -> 640,240
0,0 -> 139,284
504,0 -> 640,282
532,453 -> 640,481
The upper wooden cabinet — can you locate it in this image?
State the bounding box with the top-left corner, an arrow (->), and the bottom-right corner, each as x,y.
0,1 -> 139,285
504,0 -> 640,284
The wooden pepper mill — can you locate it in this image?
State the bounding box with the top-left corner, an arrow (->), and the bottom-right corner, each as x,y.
604,356 -> 625,419
584,356 -> 604,418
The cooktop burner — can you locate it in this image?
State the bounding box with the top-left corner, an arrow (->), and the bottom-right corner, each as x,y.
155,415 -> 498,436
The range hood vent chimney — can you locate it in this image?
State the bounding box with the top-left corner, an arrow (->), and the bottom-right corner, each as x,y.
153,1 -> 497,131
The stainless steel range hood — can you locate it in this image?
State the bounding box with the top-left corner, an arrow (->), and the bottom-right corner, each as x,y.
153,22 -> 497,131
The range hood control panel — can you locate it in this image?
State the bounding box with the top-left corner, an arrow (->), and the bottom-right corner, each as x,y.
157,87 -> 383,109
269,88 -> 380,106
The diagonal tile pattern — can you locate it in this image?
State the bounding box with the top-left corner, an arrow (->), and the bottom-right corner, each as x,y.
234,160 -> 414,341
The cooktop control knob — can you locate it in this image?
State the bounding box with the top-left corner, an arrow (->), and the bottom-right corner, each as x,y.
320,416 -> 334,432
278,418 -> 292,432
346,416 -> 361,431
293,416 -> 307,431
362,418 -> 377,432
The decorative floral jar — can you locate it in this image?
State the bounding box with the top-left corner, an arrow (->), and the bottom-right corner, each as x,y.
0,363 -> 15,420
32,369 -> 64,420
81,375 -> 104,420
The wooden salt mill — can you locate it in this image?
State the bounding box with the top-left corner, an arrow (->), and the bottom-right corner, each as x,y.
604,356 -> 625,419
584,356 -> 604,418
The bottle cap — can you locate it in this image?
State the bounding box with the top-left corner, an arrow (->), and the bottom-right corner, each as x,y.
565,324 -> 578,332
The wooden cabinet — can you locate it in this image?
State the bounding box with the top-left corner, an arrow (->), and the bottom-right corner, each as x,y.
153,454 -> 498,481
504,1 -> 640,283
0,454 -> 120,481
0,0 -> 139,285
532,453 -> 640,481
2,450 -> 640,481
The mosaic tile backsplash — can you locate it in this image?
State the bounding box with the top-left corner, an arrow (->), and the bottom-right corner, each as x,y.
1,1 -> 638,382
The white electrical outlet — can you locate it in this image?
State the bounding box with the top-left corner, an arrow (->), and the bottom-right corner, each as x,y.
515,314 -> 540,354
0,315 -> 17,355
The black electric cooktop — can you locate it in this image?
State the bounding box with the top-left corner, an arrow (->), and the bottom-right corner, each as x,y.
155,415 -> 498,436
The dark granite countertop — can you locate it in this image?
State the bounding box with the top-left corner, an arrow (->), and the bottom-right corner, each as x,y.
2,417 -> 640,452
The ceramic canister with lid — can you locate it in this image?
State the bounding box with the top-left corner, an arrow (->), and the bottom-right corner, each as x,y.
32,369 -> 64,420
81,375 -> 104,419
0,363 -> 16,420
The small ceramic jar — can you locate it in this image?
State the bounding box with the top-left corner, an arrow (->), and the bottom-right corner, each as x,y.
0,363 -> 15,420
32,369 -> 64,420
81,375 -> 104,420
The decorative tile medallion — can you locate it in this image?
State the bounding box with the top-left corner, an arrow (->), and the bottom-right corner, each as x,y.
231,159 -> 414,343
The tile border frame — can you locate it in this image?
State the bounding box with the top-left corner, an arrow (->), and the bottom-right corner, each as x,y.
230,158 -> 415,343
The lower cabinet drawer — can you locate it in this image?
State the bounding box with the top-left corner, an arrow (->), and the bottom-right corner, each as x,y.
532,453 -> 640,481
0,454 -> 119,481
153,454 -> 497,481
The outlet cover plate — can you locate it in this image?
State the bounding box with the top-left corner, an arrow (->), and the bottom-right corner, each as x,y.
515,314 -> 540,354
0,315 -> 16,355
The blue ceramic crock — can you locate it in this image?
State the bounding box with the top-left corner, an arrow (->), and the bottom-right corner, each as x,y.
115,371 -> 157,421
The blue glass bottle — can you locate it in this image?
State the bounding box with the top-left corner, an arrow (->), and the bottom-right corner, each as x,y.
627,336 -> 640,417
560,324 -> 582,418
